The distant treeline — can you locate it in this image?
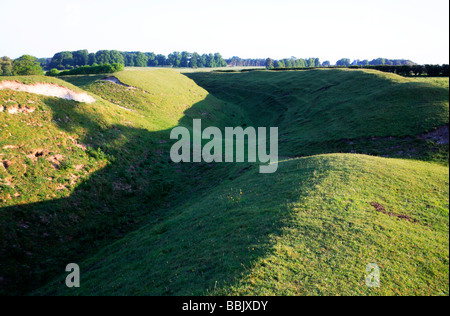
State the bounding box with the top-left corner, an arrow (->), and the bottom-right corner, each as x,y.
266,64 -> 449,77
38,50 -> 436,73
41,50 -> 228,70
2,52 -> 448,78
336,58 -> 415,67
225,57 -> 267,67
265,57 -> 417,69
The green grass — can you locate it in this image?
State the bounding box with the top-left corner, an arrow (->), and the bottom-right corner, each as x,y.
186,69 -> 449,162
1,68 -> 448,296
34,154 -> 449,296
123,66 -> 265,73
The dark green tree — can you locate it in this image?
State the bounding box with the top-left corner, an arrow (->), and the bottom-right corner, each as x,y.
214,53 -> 227,67
88,53 -> 96,66
50,51 -> 74,69
110,50 -> 125,65
95,50 -> 111,65
168,52 -> 182,67
72,50 -> 89,67
180,51 -> 190,68
134,52 -> 148,67
0,57 -> 13,76
189,52 -> 200,68
12,55 -> 43,75
156,54 -> 167,66
146,53 -> 157,66
265,58 -> 274,69
336,58 -> 351,67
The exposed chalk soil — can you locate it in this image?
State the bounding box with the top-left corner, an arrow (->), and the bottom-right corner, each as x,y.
0,80 -> 96,103
101,76 -> 135,89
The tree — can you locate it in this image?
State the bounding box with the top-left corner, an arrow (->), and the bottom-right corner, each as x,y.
122,52 -> 135,66
134,52 -> 148,67
336,58 -> 351,67
314,58 -> 321,67
322,60 -> 331,67
205,54 -> 214,67
0,57 -> 13,76
88,53 -> 96,66
72,50 -> 89,67
37,58 -> 51,70
180,51 -> 190,68
50,51 -> 74,69
297,59 -> 307,68
369,58 -> 386,66
146,53 -> 157,66
13,55 -> 43,75
274,60 -> 285,68
214,53 -> 227,67
283,59 -> 292,68
198,54 -> 206,68
107,50 -> 124,65
189,52 -> 200,68
95,50 -> 111,65
265,58 -> 274,69
156,54 -> 167,66
168,52 -> 182,67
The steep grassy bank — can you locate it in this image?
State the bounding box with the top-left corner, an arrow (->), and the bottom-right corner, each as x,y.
187,69 -> 449,164
35,154 -> 449,296
1,69 -> 448,296
0,72 -> 245,295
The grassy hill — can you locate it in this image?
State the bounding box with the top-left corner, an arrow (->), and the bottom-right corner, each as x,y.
0,69 -> 448,295
187,69 -> 449,163
35,154 -> 449,296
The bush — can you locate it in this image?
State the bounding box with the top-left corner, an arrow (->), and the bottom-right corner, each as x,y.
46,68 -> 60,76
56,63 -> 124,76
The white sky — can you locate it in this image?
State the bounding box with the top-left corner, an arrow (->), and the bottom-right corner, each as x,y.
1,0 -> 449,64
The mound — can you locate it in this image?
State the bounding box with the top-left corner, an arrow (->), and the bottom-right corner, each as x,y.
187,69 -> 449,159
34,154 -> 449,296
1,69 -> 448,296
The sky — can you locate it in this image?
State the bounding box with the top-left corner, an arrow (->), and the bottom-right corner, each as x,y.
1,0 -> 449,64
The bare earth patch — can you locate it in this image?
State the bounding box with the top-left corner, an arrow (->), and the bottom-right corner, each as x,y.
101,76 -> 135,89
419,125 -> 449,145
370,202 -> 417,223
0,81 -> 96,103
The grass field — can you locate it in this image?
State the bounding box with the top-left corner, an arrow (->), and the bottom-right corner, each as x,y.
123,66 -> 265,73
0,68 -> 448,296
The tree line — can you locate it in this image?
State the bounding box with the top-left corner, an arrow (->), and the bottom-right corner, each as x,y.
41,50 -> 228,70
265,57 -> 322,69
1,53 -> 448,77
225,57 -> 267,67
265,57 -> 417,69
335,58 -> 415,67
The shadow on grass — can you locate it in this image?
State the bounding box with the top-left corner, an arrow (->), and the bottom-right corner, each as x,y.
0,91 -> 288,296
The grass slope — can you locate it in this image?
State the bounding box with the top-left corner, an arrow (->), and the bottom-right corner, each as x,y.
35,154 -> 449,296
187,69 -> 449,163
1,69 -> 448,296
